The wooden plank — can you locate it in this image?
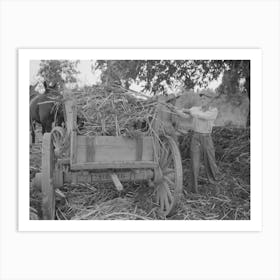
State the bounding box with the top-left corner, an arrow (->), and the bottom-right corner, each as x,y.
86,136 -> 95,162
64,170 -> 154,184
71,161 -> 157,170
75,136 -> 154,164
64,99 -> 76,133
110,173 -> 123,191
70,131 -> 77,165
57,158 -> 70,165
135,137 -> 143,161
65,99 -> 78,165
71,172 -> 77,184
76,136 -> 154,146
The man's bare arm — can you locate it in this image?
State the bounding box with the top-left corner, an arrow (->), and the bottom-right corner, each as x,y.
190,108 -> 218,120
175,108 -> 192,119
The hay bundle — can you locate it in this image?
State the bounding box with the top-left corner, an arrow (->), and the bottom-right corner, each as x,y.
55,182 -> 159,220
71,85 -> 161,137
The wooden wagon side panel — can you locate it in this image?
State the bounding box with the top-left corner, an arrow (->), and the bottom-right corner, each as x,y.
71,136 -> 155,169
64,99 -> 78,165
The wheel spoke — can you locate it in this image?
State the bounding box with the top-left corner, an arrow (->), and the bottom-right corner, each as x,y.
167,173 -> 175,183
155,189 -> 160,205
53,132 -> 61,146
160,192 -> 165,212
164,175 -> 175,187
163,181 -> 173,202
162,152 -> 173,169
163,168 -> 174,176
159,144 -> 169,164
51,127 -> 65,150
164,195 -> 170,212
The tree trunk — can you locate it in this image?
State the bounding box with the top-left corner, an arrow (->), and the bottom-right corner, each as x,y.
244,76 -> 250,102
244,76 -> 250,126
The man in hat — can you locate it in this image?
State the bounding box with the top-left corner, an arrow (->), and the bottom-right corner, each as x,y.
176,92 -> 221,193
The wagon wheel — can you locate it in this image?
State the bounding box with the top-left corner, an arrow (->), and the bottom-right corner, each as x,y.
41,133 -> 56,220
51,126 -> 65,157
155,136 -> 183,217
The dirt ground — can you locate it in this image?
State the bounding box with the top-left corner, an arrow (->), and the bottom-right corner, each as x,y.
30,127 -> 250,220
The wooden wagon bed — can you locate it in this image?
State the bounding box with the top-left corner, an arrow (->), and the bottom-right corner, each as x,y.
35,97 -> 183,219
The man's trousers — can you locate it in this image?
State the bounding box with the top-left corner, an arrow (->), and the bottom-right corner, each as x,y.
190,132 -> 218,193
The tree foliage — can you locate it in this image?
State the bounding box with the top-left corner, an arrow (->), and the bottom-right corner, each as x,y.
38,60 -> 80,90
94,60 -> 250,99
216,60 -> 250,100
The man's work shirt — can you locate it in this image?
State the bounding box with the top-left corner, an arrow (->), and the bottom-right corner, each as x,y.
189,106 -> 218,133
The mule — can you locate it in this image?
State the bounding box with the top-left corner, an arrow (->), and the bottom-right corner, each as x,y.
29,82 -> 39,101
30,82 -> 64,144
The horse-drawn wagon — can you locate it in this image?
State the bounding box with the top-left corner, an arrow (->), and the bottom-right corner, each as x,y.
33,95 -> 184,220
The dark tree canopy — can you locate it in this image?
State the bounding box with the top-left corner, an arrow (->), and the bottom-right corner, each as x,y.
216,60 -> 250,99
38,60 -> 80,91
94,60 -> 250,99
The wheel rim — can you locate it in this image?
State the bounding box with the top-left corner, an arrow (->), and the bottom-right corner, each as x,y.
51,126 -> 65,157
41,133 -> 56,220
155,136 -> 183,216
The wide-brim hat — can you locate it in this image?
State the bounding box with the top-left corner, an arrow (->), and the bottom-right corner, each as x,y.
198,90 -> 215,99
199,93 -> 212,98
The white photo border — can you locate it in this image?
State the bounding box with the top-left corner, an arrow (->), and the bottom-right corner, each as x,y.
19,48 -> 262,232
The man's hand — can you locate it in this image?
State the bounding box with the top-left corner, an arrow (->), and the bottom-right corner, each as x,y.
182,108 -> 191,114
175,108 -> 192,119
